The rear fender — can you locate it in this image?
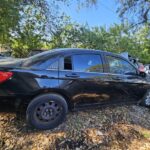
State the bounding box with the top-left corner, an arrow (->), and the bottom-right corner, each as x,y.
18,88 -> 73,111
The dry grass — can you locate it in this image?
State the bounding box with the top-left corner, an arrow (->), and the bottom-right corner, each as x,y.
0,104 -> 150,150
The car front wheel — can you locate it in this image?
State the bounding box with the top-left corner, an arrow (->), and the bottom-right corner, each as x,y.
140,90 -> 150,107
26,93 -> 68,130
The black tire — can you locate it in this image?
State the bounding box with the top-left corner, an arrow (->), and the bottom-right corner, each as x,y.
26,93 -> 68,130
140,90 -> 150,108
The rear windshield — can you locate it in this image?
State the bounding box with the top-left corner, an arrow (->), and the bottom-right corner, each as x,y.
21,50 -> 55,68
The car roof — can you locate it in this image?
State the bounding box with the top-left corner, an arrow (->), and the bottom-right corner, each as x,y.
25,48 -> 137,69
28,48 -> 124,61
44,48 -> 114,55
50,48 -> 124,58
52,48 -> 102,53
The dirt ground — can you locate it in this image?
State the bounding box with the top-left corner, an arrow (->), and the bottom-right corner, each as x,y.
0,104 -> 150,150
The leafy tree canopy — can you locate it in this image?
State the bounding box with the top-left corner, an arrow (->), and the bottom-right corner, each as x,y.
117,0 -> 150,27
0,0 -> 149,64
0,0 -> 20,45
49,23 -> 150,63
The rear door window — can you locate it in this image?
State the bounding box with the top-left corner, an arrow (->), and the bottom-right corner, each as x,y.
72,54 -> 103,72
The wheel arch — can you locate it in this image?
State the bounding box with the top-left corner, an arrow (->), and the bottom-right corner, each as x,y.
17,88 -> 73,111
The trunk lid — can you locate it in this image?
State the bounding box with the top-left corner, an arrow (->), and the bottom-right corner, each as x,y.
0,58 -> 24,69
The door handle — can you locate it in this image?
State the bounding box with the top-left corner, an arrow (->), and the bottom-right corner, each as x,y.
65,73 -> 79,78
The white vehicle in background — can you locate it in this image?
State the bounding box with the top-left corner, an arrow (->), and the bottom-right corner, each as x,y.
145,64 -> 150,75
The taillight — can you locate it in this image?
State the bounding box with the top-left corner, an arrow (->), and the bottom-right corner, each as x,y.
0,71 -> 13,83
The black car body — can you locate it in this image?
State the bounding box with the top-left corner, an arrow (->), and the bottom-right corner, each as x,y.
0,48 -> 149,129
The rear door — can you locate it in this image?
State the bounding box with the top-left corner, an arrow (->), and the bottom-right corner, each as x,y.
59,52 -> 112,107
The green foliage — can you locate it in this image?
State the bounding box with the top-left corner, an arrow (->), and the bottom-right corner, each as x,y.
117,0 -> 150,27
50,23 -> 150,63
0,0 -> 20,45
0,0 -> 65,57
0,0 -> 149,63
10,5 -> 49,57
134,25 -> 150,63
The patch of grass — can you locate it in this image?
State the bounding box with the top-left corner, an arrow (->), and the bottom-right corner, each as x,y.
142,132 -> 150,139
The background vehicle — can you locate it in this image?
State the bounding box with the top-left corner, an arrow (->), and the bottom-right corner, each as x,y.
145,64 -> 150,74
0,51 -> 12,57
0,48 -> 149,130
0,51 -> 12,60
120,52 -> 146,77
28,49 -> 45,57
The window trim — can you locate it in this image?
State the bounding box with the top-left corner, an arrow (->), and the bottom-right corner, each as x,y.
105,54 -> 138,75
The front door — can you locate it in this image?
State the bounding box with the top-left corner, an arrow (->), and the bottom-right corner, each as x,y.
104,54 -> 148,103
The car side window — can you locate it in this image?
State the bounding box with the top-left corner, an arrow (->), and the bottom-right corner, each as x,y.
73,54 -> 103,72
47,60 -> 59,70
106,55 -> 137,75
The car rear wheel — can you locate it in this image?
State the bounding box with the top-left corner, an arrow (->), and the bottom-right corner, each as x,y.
26,93 -> 68,130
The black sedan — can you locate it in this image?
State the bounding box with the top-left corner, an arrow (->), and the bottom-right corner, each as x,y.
0,48 -> 150,130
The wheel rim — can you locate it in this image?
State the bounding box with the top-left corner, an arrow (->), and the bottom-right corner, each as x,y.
145,92 -> 150,106
35,101 -> 62,122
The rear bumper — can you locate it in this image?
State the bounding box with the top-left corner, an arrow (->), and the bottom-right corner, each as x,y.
0,94 -> 33,110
